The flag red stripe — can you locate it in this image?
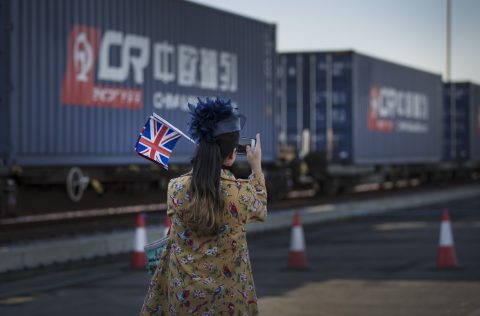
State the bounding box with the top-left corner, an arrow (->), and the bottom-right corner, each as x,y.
162,132 -> 181,144
154,125 -> 168,147
139,137 -> 170,159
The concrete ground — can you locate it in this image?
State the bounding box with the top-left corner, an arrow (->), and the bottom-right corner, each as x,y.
1,197 -> 479,316
252,197 -> 480,316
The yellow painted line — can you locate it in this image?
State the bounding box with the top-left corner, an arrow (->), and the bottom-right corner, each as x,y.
374,221 -> 429,231
0,296 -> 36,305
0,203 -> 167,225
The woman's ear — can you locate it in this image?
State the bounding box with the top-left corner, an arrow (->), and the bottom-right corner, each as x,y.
224,148 -> 237,166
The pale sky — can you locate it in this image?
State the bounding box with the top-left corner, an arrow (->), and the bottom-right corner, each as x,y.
189,0 -> 480,84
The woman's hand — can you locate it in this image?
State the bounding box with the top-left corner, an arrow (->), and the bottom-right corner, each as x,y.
246,133 -> 262,174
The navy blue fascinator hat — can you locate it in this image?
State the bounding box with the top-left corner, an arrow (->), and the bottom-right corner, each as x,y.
187,98 -> 246,143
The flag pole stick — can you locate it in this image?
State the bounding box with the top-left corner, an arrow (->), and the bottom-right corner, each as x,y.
151,113 -> 196,144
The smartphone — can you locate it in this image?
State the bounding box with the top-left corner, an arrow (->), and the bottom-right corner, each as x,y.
237,137 -> 256,155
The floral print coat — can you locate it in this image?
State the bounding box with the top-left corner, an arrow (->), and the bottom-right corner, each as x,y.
140,169 -> 267,316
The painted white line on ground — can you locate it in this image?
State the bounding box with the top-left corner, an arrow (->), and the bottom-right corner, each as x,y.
1,184 -> 479,273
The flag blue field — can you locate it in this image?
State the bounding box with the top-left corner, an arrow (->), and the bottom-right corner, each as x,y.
135,115 -> 183,169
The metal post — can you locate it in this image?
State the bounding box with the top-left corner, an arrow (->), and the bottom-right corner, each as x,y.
446,0 -> 451,82
446,0 -> 456,159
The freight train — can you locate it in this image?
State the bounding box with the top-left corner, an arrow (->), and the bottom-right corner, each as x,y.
1,0 -> 479,217
277,51 -> 480,194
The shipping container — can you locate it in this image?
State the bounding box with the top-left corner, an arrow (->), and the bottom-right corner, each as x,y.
0,0 -> 10,171
444,82 -> 480,163
0,0 -> 276,168
278,51 -> 443,166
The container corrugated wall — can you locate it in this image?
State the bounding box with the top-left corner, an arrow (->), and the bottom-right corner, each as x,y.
471,83 -> 480,162
278,50 -> 443,165
282,54 -> 302,147
444,82 -> 480,162
5,0 -> 276,167
0,0 -> 10,169
444,82 -> 470,161
352,52 -> 443,164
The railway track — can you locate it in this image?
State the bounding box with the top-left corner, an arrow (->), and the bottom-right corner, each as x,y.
1,179 -> 476,246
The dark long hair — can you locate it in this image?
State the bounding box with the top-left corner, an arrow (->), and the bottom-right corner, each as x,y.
184,132 -> 239,236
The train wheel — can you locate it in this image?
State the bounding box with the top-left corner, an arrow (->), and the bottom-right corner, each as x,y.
66,167 -> 90,202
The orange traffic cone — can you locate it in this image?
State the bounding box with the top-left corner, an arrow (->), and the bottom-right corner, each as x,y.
163,215 -> 171,237
436,209 -> 458,269
288,211 -> 309,269
130,213 -> 147,269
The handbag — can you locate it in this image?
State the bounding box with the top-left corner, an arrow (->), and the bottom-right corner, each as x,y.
144,235 -> 169,275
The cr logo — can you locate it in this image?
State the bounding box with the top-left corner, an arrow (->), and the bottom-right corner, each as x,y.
73,32 -> 94,82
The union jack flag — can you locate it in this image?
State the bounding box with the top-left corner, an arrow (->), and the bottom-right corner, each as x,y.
135,115 -> 183,170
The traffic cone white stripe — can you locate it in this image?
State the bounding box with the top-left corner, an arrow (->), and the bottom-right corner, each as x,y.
134,227 -> 147,251
288,211 -> 309,269
436,209 -> 458,269
290,226 -> 305,251
439,221 -> 454,246
130,213 -> 147,269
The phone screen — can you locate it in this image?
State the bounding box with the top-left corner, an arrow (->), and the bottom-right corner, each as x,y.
237,137 -> 256,155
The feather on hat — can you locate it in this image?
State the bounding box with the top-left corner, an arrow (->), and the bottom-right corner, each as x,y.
187,98 -> 246,143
